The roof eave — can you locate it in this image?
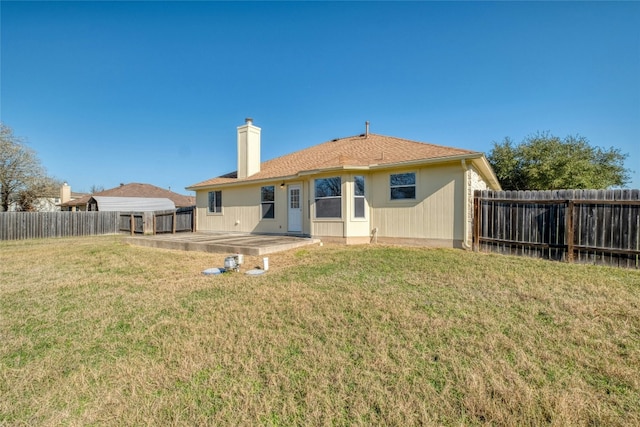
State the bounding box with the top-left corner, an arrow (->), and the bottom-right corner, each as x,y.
367,152 -> 482,170
469,156 -> 502,190
186,174 -> 301,191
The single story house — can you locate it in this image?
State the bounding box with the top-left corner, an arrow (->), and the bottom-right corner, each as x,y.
61,183 -> 195,212
59,182 -> 89,209
187,119 -> 501,248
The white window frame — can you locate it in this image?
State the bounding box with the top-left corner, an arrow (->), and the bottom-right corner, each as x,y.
354,175 -> 366,219
260,185 -> 275,220
314,176 -> 342,219
208,190 -> 222,214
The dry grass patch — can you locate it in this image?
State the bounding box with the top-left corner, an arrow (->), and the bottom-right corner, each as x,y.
1,235 -> 639,426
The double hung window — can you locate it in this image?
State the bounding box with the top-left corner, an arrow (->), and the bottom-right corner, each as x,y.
261,186 -> 275,219
390,173 -> 416,200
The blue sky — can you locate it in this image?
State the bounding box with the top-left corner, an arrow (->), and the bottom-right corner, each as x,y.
1,1 -> 639,194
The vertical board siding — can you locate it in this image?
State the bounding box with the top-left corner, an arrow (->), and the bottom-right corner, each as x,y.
474,189 -> 640,269
0,211 -> 119,240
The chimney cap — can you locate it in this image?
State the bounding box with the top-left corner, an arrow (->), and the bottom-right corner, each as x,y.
245,117 -> 253,125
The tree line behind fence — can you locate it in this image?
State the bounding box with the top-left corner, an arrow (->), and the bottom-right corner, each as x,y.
0,207 -> 194,241
474,189 -> 640,269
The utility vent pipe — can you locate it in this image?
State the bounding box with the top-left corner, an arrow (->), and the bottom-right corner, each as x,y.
365,121 -> 370,137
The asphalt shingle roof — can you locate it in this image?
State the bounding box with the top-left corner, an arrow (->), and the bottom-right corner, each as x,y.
189,133 -> 479,189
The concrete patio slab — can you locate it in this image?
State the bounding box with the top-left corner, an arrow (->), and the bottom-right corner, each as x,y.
124,232 -> 321,255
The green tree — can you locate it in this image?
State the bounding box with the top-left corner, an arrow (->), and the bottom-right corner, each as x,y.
0,123 -> 59,211
487,132 -> 631,190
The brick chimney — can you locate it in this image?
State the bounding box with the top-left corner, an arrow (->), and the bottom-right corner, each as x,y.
237,118 -> 261,179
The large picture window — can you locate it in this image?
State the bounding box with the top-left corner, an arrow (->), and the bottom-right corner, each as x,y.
354,176 -> 365,218
261,186 -> 275,219
390,173 -> 416,200
315,177 -> 342,218
208,190 -> 222,213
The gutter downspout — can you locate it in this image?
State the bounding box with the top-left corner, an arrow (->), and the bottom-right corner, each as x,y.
461,159 -> 471,250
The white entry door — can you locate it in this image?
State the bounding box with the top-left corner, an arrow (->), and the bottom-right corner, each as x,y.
288,185 -> 302,233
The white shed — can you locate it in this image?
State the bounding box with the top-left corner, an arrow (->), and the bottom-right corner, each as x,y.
87,196 -> 175,212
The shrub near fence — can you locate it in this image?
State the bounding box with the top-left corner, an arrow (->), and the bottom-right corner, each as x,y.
0,211 -> 119,241
474,189 -> 640,269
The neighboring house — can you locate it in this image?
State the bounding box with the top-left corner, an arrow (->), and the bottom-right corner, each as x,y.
6,185 -> 66,212
59,182 -> 89,209
61,183 -> 195,212
7,195 -> 60,212
187,119 -> 501,248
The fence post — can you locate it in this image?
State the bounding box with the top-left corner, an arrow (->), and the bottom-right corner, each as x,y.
473,195 -> 480,251
172,211 -> 177,234
130,214 -> 134,236
566,200 -> 574,263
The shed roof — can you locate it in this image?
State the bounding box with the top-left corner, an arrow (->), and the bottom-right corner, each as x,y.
63,183 -> 195,208
89,196 -> 175,212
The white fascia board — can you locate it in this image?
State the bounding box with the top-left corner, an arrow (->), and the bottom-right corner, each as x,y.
469,156 -> 502,190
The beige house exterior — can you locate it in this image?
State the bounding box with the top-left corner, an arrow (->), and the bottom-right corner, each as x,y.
187,119 -> 501,248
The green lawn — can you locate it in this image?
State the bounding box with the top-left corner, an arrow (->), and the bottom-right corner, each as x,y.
1,235 -> 639,426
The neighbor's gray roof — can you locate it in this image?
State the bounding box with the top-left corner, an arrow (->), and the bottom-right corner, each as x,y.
90,196 -> 175,212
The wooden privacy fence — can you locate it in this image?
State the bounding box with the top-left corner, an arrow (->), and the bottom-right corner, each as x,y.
1,207 -> 195,241
0,211 -> 119,240
474,189 -> 640,268
119,206 -> 195,235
